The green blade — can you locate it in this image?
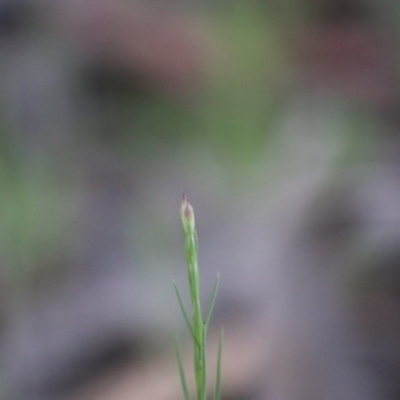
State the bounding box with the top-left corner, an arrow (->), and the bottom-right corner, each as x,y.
214,327 -> 224,400
205,274 -> 220,329
175,335 -> 191,400
172,281 -> 195,340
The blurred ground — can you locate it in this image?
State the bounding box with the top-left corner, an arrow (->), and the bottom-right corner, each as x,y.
1,1 -> 400,399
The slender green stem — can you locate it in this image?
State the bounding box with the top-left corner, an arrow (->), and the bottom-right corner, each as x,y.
174,194 -> 222,400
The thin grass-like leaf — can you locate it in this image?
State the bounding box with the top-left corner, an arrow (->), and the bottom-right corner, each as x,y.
173,281 -> 195,340
175,335 -> 191,400
205,273 -> 220,329
214,327 -> 224,400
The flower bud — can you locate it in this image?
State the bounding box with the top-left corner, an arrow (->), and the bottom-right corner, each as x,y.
180,193 -> 195,236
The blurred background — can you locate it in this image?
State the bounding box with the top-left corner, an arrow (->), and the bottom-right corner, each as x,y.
1,0 -> 400,399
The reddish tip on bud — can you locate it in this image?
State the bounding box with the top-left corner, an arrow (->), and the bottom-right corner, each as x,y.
180,193 -> 195,235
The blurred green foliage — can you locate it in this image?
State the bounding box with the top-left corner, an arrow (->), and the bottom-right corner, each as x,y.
0,1 -> 288,289
0,119 -> 79,288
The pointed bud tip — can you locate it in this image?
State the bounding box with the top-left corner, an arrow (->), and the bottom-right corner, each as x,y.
180,193 -> 195,235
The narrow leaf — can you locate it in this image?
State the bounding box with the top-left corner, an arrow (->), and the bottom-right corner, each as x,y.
214,327 -> 224,400
175,335 -> 191,400
205,273 -> 220,329
172,281 -> 195,339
